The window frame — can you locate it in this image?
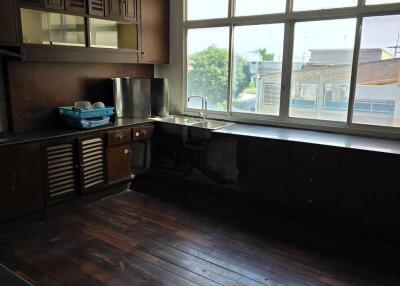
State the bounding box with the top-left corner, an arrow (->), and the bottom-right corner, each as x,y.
182,0 -> 400,138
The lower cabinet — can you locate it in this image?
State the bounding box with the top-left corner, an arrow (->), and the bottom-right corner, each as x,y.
337,150 -> 400,239
288,143 -> 339,219
247,139 -> 289,206
0,143 -> 44,222
43,138 -> 80,204
106,143 -> 133,183
78,136 -> 106,192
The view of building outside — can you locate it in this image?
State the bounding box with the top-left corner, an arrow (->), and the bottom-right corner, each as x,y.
186,1 -> 400,127
289,18 -> 357,122
353,14 -> 400,127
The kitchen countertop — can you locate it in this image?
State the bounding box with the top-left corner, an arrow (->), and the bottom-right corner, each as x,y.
213,123 -> 400,155
0,118 -> 153,147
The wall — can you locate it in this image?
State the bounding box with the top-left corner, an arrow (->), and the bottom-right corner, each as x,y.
0,57 -> 8,133
154,0 -> 184,114
7,61 -> 154,131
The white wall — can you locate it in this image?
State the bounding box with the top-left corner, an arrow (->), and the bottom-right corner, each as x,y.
154,0 -> 184,114
0,57 -> 8,132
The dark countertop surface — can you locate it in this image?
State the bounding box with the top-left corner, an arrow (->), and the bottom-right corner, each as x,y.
213,123 -> 400,155
0,118 -> 153,147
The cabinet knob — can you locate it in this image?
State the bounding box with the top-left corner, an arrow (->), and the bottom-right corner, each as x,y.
124,149 -> 130,154
135,131 -> 140,137
308,199 -> 313,204
309,178 -> 315,183
118,135 -> 123,140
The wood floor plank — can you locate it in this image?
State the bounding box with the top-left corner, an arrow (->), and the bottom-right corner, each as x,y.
0,190 -> 398,286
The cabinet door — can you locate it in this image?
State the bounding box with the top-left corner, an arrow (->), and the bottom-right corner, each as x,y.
79,136 -> 106,192
45,0 -> 65,10
0,143 -> 44,223
124,0 -> 137,21
88,0 -> 106,17
107,0 -> 124,20
44,140 -> 79,204
0,0 -> 18,46
107,143 -> 132,184
337,150 -> 400,239
20,0 -> 45,8
247,139 -> 289,207
140,0 -> 170,64
65,0 -> 86,14
289,143 -> 339,219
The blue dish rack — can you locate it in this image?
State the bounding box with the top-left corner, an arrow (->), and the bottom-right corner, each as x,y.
59,106 -> 115,119
58,106 -> 115,129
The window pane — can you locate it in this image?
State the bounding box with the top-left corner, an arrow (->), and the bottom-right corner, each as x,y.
366,0 -> 400,4
289,19 -> 357,122
352,15 -> 400,127
187,27 -> 230,112
232,24 -> 285,115
235,0 -> 286,16
293,0 -> 357,11
187,0 -> 228,20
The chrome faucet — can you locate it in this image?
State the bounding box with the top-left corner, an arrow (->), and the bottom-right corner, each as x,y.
188,96 -> 208,121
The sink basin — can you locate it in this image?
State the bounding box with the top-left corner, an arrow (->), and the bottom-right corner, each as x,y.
151,116 -> 202,126
191,120 -> 233,130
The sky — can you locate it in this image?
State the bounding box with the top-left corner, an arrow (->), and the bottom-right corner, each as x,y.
187,1 -> 400,62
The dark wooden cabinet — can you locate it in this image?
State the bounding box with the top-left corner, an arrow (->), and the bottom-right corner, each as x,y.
20,0 -> 45,8
0,143 -> 44,223
106,0 -> 124,20
247,139 -> 289,206
88,0 -> 106,17
337,150 -> 400,239
78,136 -> 106,192
43,139 -> 79,204
45,0 -> 65,10
106,0 -> 137,21
140,0 -> 170,64
107,143 -> 133,183
65,0 -> 86,14
125,0 -> 137,21
0,0 -> 19,46
288,144 -> 339,219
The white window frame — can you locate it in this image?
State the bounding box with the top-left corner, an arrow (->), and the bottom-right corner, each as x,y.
181,0 -> 400,138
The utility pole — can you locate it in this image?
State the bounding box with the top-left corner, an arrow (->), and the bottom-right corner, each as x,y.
387,34 -> 400,57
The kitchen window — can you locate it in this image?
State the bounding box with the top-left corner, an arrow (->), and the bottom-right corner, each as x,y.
183,0 -> 400,135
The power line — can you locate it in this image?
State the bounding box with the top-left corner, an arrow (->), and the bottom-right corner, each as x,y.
387,34 -> 400,57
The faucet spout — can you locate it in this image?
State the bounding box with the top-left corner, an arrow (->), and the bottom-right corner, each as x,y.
188,96 -> 208,121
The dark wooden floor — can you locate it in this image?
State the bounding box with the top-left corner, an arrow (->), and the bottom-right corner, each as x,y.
0,190 -> 399,286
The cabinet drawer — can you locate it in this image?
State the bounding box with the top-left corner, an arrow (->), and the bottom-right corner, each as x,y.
132,125 -> 154,141
107,128 -> 132,146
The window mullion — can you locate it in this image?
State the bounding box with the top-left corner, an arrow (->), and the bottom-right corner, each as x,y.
347,16 -> 363,125
227,25 -> 234,115
279,21 -> 294,121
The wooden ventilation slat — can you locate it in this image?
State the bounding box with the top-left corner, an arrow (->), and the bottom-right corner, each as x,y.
46,143 -> 77,203
70,0 -> 85,8
81,137 -> 105,191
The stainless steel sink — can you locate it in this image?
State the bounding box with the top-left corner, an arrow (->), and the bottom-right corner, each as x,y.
151,116 -> 202,126
191,120 -> 233,130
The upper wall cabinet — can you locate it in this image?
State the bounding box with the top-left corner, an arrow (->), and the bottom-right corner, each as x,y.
107,0 -> 137,22
88,0 -> 106,17
66,0 -> 87,15
140,0 -> 169,64
0,0 -> 19,46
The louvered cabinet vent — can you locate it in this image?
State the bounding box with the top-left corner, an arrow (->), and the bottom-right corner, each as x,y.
80,137 -> 105,191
